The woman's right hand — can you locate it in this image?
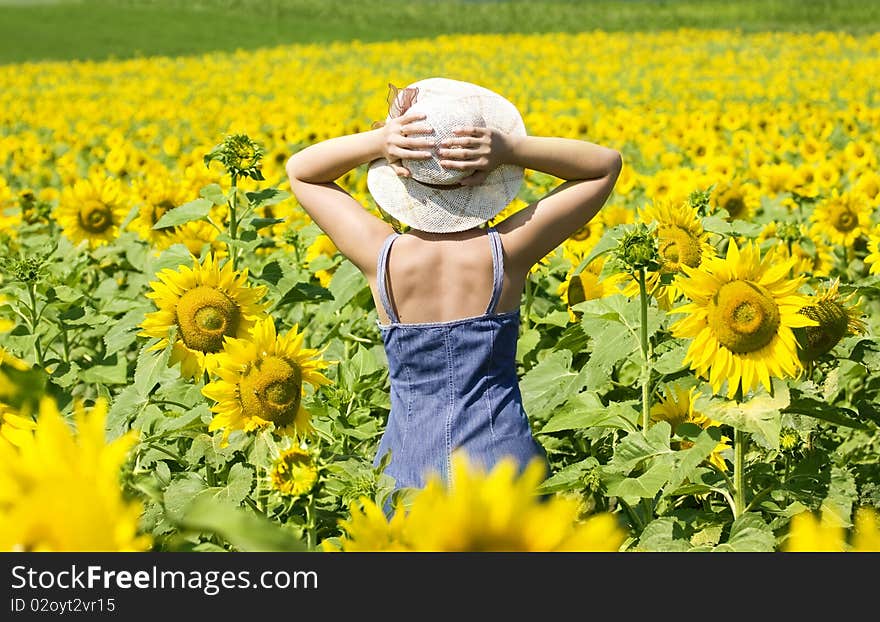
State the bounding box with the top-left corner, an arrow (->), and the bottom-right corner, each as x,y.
380,110 -> 435,177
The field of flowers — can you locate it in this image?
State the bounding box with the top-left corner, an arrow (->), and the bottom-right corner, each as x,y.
1,29 -> 879,552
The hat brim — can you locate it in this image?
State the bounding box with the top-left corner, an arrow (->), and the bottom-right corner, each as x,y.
366,78 -> 526,233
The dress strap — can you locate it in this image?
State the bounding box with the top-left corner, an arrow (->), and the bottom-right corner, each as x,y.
485,226 -> 504,314
377,232 -> 401,324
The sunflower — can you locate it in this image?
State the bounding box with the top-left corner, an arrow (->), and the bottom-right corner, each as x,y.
864,227 -> 880,276
599,203 -> 635,228
565,217 -> 605,256
201,317 -> 332,445
325,451 -> 627,552
0,396 -> 150,552
138,252 -> 268,380
650,384 -> 731,472
670,240 -> 817,399
809,189 -> 872,247
795,278 -> 866,362
128,175 -> 193,247
269,446 -> 320,497
711,179 -> 760,221
556,249 -> 625,322
305,234 -> 338,288
168,220 -> 227,259
0,403 -> 36,448
758,222 -> 834,278
622,199 -> 715,309
784,507 -> 880,552
54,174 -> 130,249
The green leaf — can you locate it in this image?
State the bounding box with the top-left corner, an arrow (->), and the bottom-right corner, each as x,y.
696,380 -> 789,449
274,282 -> 334,308
552,321 -> 589,354
539,394 -> 638,434
256,260 -> 284,285
519,350 -> 590,419
245,188 -> 290,208
572,224 -> 627,275
662,427 -> 722,496
605,461 -> 672,499
516,327 -> 541,363
178,495 -> 306,552
714,513 -> 775,552
535,458 -> 598,494
783,392 -> 868,430
636,517 -> 692,552
327,260 -> 367,312
199,183 -> 227,206
133,337 -> 176,397
80,352 -> 129,385
819,465 -> 857,528
147,243 -> 198,275
152,198 -> 213,229
607,422 -> 673,473
163,475 -> 207,522
102,309 -> 147,353
247,217 -> 286,231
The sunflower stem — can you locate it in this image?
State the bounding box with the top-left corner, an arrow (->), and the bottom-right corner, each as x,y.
637,268 -> 651,433
26,280 -> 45,368
305,492 -> 317,550
228,174 -> 239,270
733,427 -> 746,518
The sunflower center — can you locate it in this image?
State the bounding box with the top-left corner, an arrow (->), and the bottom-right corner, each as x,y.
571,223 -> 591,241
657,225 -> 702,273
708,280 -> 780,353
724,197 -> 746,219
78,201 -> 113,233
238,356 -> 302,426
175,286 -> 241,352
831,205 -> 858,232
797,300 -> 849,360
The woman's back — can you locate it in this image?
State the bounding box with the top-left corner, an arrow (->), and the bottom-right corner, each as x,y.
367,226 -> 524,326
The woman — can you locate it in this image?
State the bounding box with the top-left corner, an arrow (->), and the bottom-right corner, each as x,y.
286,77 -> 622,510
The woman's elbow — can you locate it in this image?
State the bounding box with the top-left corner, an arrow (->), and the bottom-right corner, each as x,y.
285,154 -> 301,181
607,149 -> 623,177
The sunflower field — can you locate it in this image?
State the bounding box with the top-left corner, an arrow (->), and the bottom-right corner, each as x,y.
2,27 -> 880,553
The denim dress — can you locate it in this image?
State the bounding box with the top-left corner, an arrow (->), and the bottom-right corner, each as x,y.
372,225 -> 550,501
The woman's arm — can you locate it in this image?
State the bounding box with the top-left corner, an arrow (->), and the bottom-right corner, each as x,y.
285,111 -> 433,275
439,129 -> 622,274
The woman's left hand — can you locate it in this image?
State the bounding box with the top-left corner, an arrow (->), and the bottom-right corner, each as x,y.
437,126 -> 512,186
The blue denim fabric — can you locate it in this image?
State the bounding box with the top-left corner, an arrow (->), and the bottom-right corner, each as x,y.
372,226 -> 550,505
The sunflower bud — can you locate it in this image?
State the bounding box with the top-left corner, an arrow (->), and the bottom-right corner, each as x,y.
204,133 -> 265,181
779,428 -> 800,452
775,221 -> 802,244
615,223 -> 661,273
582,467 -> 602,494
687,186 -> 714,217
1,255 -> 43,283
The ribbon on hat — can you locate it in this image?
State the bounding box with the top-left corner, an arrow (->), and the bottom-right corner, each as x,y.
371,83 -> 419,129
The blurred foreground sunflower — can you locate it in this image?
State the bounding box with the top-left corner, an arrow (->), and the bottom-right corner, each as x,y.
0,397 -> 150,552
324,452 -> 627,552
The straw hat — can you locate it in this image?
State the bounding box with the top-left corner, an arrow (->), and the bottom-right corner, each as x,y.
367,77 -> 526,233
